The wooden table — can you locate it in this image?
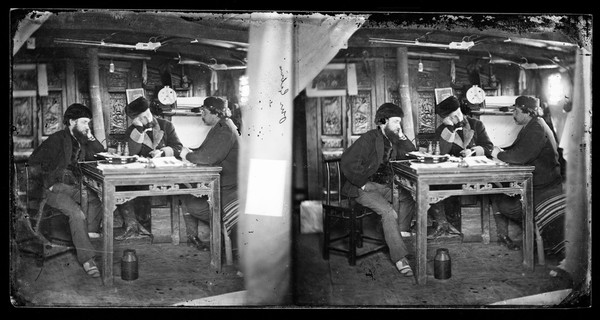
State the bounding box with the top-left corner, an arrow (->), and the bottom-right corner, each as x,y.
391,161 -> 535,285
80,162 -> 222,286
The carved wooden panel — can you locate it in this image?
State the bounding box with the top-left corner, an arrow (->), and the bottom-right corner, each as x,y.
321,96 -> 342,135
109,92 -> 128,134
321,137 -> 343,149
355,60 -> 373,87
13,67 -> 37,91
46,62 -> 64,89
13,138 -> 34,149
417,91 -> 436,134
146,68 -> 163,88
41,91 -> 63,135
107,71 -> 127,91
349,90 -> 372,135
417,72 -> 435,90
12,97 -> 33,136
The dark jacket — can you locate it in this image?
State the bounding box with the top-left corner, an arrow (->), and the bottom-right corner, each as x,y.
28,128 -> 105,190
185,118 -> 239,189
126,118 -> 183,159
436,116 -> 494,157
498,117 -> 562,190
340,128 -> 416,198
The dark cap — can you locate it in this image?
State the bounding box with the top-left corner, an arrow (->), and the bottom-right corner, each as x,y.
513,96 -> 540,116
191,96 -> 231,117
63,103 -> 92,125
125,96 -> 150,118
435,96 -> 460,118
374,103 -> 404,124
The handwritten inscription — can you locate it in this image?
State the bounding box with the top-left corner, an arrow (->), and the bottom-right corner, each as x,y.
279,102 -> 287,124
279,66 -> 289,96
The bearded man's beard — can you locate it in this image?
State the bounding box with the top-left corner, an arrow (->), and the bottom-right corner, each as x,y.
73,127 -> 89,143
143,118 -> 157,129
384,126 -> 402,144
453,118 -> 467,129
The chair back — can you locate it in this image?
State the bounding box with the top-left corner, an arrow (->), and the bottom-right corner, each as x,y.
24,163 -> 47,212
322,158 -> 345,206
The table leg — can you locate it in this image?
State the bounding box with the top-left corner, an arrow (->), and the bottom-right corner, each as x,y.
210,180 -> 222,272
415,182 -> 430,285
102,183 -> 116,286
522,177 -> 534,270
171,196 -> 180,245
481,195 -> 491,244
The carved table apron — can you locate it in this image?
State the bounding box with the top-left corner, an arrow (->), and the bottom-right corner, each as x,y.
80,162 -> 222,286
391,162 -> 535,285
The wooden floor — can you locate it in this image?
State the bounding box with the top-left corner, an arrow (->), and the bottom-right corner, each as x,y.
10,212 -> 573,308
10,237 -> 245,307
293,234 -> 572,307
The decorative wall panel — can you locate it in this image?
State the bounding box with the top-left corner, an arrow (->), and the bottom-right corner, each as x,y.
417,72 -> 435,90
349,90 -> 372,135
109,92 -> 128,134
107,71 -> 127,91
417,91 -> 436,134
321,97 -> 342,135
321,137 -> 343,149
41,91 -> 63,135
13,67 -> 37,91
355,61 -> 373,87
12,97 -> 33,136
46,62 -> 64,89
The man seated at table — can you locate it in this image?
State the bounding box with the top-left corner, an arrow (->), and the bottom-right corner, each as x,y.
28,103 -> 105,278
116,96 -> 184,240
429,96 -> 494,239
179,97 -> 240,254
340,102 -> 416,277
491,96 -> 564,251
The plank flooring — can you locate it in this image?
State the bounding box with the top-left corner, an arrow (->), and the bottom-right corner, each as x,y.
10,212 -> 573,308
293,215 -> 573,307
10,237 -> 244,307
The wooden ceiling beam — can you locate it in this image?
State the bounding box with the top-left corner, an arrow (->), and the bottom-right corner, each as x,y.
40,10 -> 249,45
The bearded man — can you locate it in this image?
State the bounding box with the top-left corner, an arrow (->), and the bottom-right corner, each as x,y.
340,103 -> 417,277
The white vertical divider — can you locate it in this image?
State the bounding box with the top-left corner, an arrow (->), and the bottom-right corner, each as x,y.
238,13 -> 294,305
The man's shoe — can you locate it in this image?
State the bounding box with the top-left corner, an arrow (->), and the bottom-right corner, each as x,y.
427,222 -> 461,240
188,235 -> 209,251
88,232 -> 101,239
115,225 -> 137,241
396,257 -> 414,277
498,235 -> 520,251
400,231 -> 415,238
83,258 -> 101,278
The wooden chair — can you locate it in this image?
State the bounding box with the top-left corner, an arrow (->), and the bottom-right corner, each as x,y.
322,158 -> 387,265
14,163 -> 76,267
222,198 -> 239,265
534,192 -> 567,265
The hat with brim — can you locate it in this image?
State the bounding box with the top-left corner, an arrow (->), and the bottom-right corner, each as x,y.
435,96 -> 460,118
192,97 -> 231,117
125,96 -> 150,118
512,96 -> 540,116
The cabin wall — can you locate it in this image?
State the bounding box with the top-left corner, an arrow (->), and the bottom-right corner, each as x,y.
11,49 -> 245,193
300,47 -> 540,200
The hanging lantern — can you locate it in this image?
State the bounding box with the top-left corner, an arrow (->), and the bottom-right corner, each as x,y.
418,58 -> 424,72
109,60 -> 115,73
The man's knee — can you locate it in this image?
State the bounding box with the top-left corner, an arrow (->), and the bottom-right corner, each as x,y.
381,208 -> 398,221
